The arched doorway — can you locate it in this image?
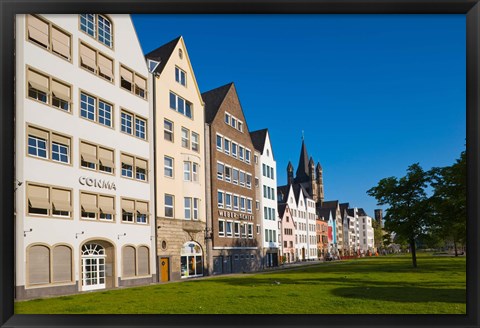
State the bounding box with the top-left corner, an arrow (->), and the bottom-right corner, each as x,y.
81,241 -> 115,291
180,241 -> 203,278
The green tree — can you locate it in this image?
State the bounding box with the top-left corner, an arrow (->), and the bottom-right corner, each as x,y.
372,219 -> 384,251
367,163 -> 432,268
429,151 -> 466,256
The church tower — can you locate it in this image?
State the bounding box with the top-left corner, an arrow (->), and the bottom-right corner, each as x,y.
316,162 -> 324,203
287,161 -> 294,185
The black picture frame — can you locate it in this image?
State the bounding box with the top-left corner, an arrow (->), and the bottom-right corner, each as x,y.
1,1 -> 478,327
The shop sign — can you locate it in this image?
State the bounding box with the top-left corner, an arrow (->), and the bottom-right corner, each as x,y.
218,210 -> 253,221
79,176 -> 117,190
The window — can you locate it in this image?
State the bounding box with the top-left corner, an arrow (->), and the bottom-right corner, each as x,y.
184,197 -> 192,220
121,153 -> 133,178
217,162 -> 224,180
27,131 -> 48,159
97,147 -> 114,174
98,194 -> 115,221
231,117 -> 237,129
233,195 -> 239,211
232,143 -> 237,158
256,201 -> 260,210
217,191 -> 224,208
27,183 -> 72,218
224,113 -> 230,125
184,161 -> 191,181
121,110 -> 147,140
232,168 -> 239,185
239,171 -> 245,187
262,164 -> 266,177
121,153 -> 148,182
240,197 -> 246,212
80,92 -> 113,128
257,224 -> 260,234
79,42 -> 114,82
181,128 -> 190,148
164,156 -> 174,177
122,246 -> 135,277
27,15 -> 72,61
27,244 -> 73,286
216,134 -> 223,151
234,222 -> 240,237
27,67 -> 72,111
80,192 -> 98,220
224,166 -> 231,182
121,199 -> 135,223
238,121 -> 243,132
135,117 -> 146,140
226,221 -> 233,237
239,146 -> 244,161
224,139 -> 230,154
255,178 -> 259,188
175,67 -> 186,86
164,119 -> 174,142
192,163 -> 199,182
138,246 -> 150,276
80,14 -> 113,48
165,194 -> 174,218
120,65 -> 147,99
247,199 -> 252,213
245,150 -> 251,163
193,198 -> 199,220
169,92 -> 192,118
248,224 -> 253,238
218,220 -> 225,236
191,132 -> 199,152
225,193 -> 232,209
246,174 -> 252,189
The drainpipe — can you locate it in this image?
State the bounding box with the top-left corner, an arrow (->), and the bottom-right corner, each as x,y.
151,71 -> 160,283
204,123 -> 213,275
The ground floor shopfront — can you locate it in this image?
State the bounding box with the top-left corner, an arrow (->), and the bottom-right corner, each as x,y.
211,248 -> 262,275
264,248 -> 279,268
16,238 -> 155,300
156,218 -> 206,282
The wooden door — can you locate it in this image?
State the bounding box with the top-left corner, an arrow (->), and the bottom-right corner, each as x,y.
160,257 -> 169,282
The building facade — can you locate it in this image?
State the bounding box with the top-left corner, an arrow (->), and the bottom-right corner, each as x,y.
15,14 -> 155,299
316,217 -> 328,259
357,208 -> 375,253
203,83 -> 261,275
250,129 -> 279,268
278,204 -> 295,264
145,36 -> 207,281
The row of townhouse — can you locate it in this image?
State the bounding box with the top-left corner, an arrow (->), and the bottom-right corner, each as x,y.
275,139 -> 375,263
15,14 -> 374,300
15,14 -> 282,299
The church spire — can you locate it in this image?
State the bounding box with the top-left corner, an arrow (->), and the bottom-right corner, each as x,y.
295,138 -> 310,182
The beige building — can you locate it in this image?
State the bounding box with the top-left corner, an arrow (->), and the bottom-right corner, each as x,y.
15,14 -> 155,299
145,37 -> 206,281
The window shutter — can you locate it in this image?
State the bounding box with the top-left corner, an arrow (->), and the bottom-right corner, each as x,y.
134,74 -> 146,89
80,142 -> 98,164
137,246 -> 149,276
51,133 -> 70,147
27,15 -> 49,47
136,158 -> 147,170
51,80 -> 71,102
81,192 -> 98,213
28,184 -> 50,209
28,245 -> 50,285
28,69 -> 50,94
98,195 -> 116,215
27,125 -> 49,140
98,53 -> 114,80
98,147 -> 114,168
121,153 -> 134,166
136,201 -> 148,215
80,43 -> 96,71
122,246 -> 136,277
51,27 -> 71,59
121,199 -> 135,213
51,188 -> 72,212
120,66 -> 133,83
52,245 -> 72,283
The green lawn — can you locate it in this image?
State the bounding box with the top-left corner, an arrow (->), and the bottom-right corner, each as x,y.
15,254 -> 466,314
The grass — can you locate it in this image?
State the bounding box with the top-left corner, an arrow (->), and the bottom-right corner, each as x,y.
15,254 -> 466,314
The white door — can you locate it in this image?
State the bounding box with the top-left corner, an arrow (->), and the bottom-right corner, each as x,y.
81,244 -> 106,291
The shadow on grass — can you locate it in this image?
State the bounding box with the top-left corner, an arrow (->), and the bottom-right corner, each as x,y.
330,286 -> 466,303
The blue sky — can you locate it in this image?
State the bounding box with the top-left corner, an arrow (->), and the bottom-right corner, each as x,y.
132,14 -> 466,217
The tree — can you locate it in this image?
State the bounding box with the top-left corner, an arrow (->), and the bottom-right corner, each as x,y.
372,219 -> 384,251
429,151 -> 466,256
367,163 -> 432,268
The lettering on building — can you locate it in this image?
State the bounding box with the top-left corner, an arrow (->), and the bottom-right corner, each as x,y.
79,177 -> 117,190
218,210 -> 253,221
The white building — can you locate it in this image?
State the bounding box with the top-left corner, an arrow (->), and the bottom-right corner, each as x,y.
15,14 -> 155,299
357,208 -> 375,253
250,129 -> 279,267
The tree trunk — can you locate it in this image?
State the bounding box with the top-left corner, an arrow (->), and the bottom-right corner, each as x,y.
410,237 -> 417,268
453,236 -> 458,257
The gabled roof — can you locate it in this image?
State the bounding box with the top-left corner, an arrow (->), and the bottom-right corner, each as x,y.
202,82 -> 234,124
317,207 -> 333,220
250,129 -> 268,154
321,200 -> 339,210
347,208 -> 356,217
357,208 -> 368,217
278,203 -> 288,219
340,203 -> 349,219
145,36 -> 181,75
295,140 -> 310,182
